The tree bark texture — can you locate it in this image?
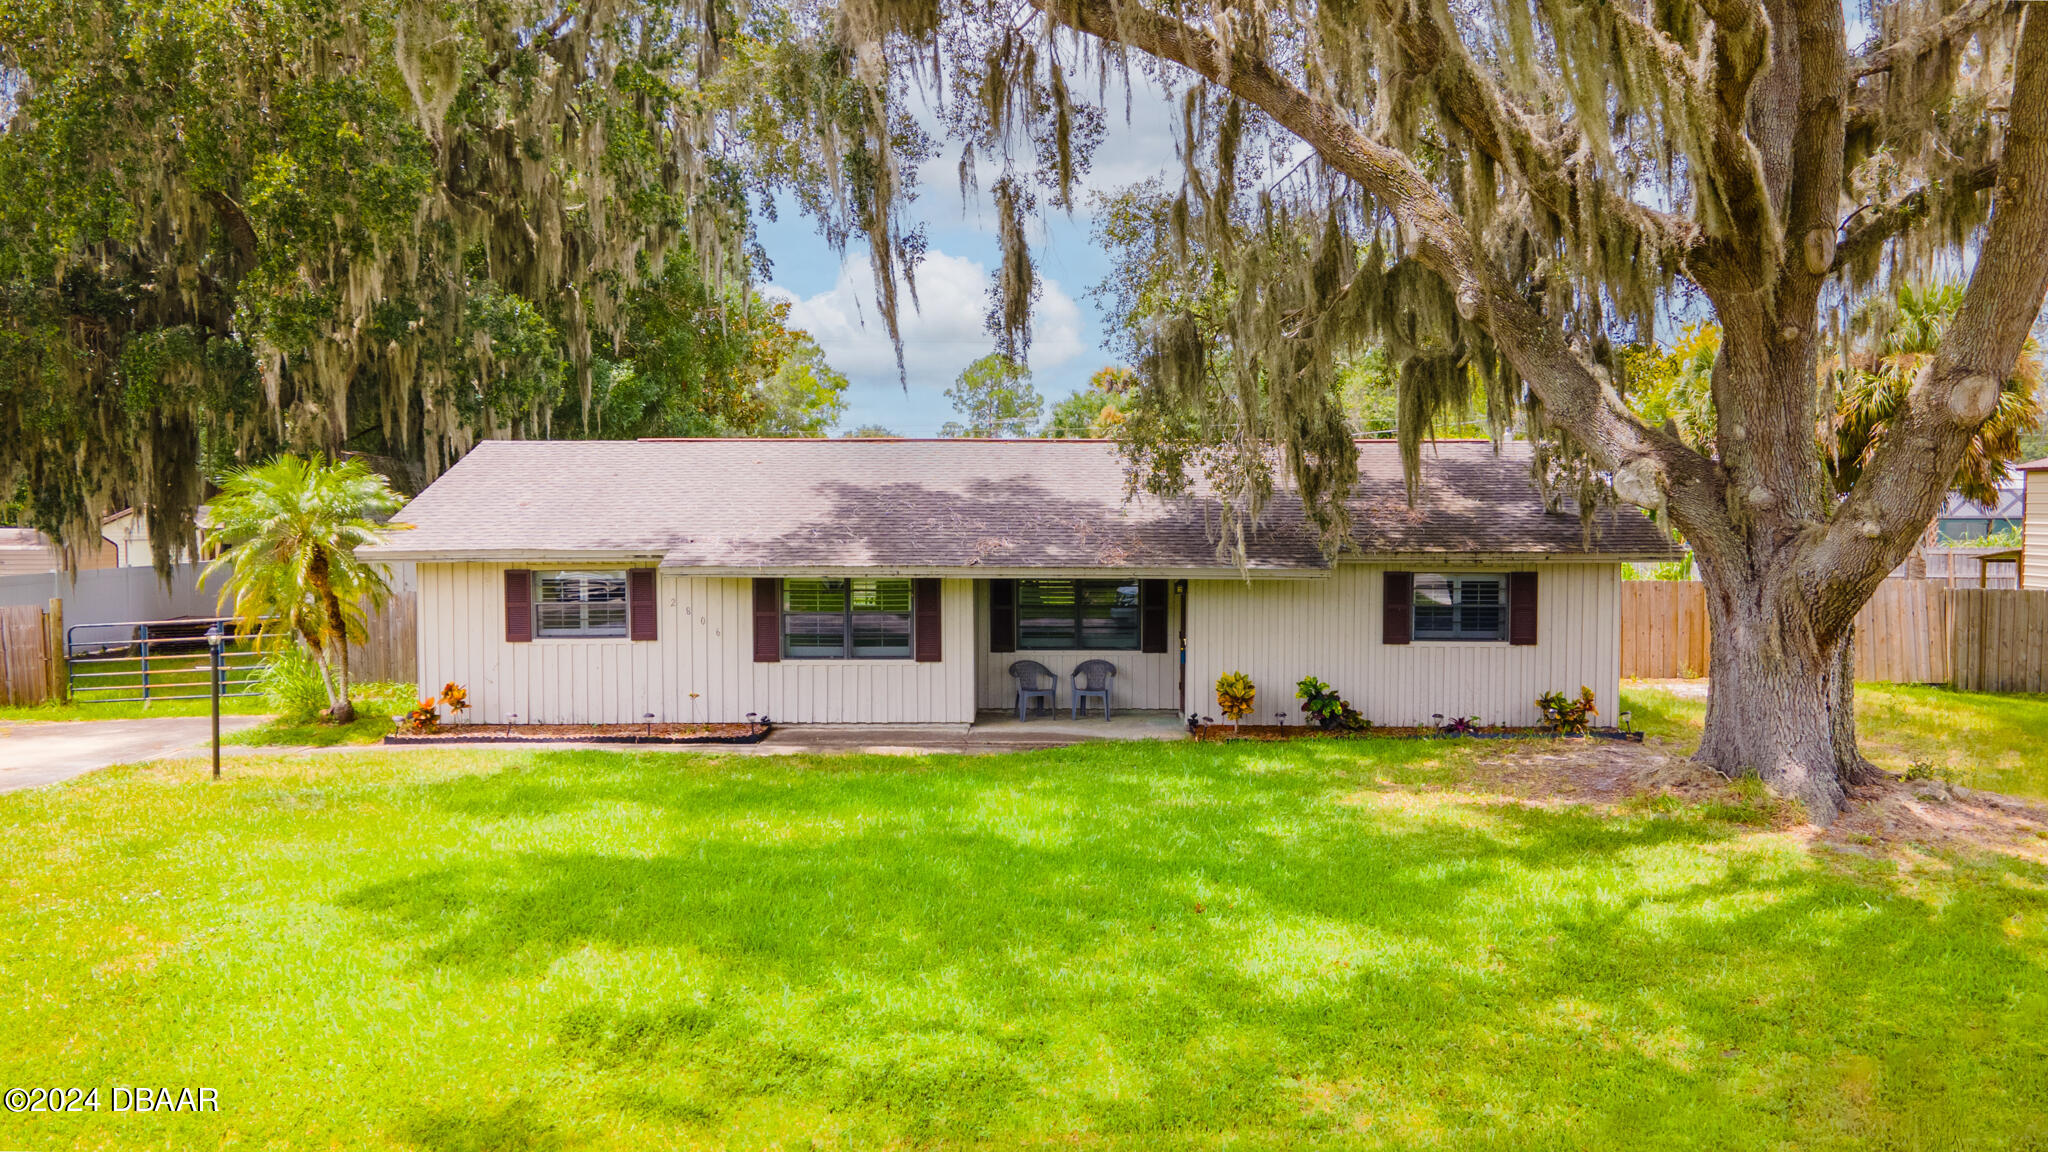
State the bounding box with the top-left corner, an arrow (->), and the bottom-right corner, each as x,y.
1033,0 -> 2048,819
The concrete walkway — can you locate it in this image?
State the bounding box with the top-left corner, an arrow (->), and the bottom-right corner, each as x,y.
185,712 -> 1188,761
0,711 -> 1186,784
755,711 -> 1188,755
0,716 -> 270,793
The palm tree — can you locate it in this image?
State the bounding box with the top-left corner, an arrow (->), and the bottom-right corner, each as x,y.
202,455 -> 403,723
1829,282 -> 2044,506
1824,282 -> 2043,576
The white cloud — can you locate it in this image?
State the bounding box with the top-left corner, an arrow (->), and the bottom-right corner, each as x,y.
765,247 -> 1085,390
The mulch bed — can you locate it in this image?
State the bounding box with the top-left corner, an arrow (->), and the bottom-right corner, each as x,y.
385,722 -> 770,746
1192,724 -> 1643,743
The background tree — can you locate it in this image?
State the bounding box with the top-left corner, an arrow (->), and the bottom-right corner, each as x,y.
1622,328 -> 1724,455
832,0 -> 2048,820
753,333 -> 851,436
1043,366 -> 1137,437
0,0 -> 749,568
941,354 -> 1044,437
568,278 -> 848,439
843,423 -> 902,437
201,455 -> 402,724
1827,283 -> 2044,506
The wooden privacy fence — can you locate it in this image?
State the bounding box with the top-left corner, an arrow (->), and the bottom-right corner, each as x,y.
1621,582 -> 1711,680
354,593 -> 417,685
1854,579 -> 1952,685
1952,588 -> 2048,693
0,601 -> 59,707
1623,579 -> 1956,684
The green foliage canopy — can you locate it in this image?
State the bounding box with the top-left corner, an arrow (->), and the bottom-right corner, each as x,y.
1622,291 -> 2044,507
941,353 -> 1042,437
0,0 -> 749,562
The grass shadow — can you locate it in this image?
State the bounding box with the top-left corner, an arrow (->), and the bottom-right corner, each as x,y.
395,1100 -> 561,1152
315,741 -> 2048,1144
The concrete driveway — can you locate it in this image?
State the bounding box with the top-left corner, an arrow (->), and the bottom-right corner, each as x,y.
0,716 -> 269,793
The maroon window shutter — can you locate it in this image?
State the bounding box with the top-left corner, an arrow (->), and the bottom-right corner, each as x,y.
1140,579 -> 1170,653
1508,571 -> 1539,646
628,569 -> 658,641
914,579 -> 943,662
988,579 -> 1017,653
1382,571 -> 1413,645
752,578 -> 781,662
505,569 -> 532,643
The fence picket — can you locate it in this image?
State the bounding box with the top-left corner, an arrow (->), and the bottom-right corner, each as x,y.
0,604 -> 50,707
1624,580 -> 2045,690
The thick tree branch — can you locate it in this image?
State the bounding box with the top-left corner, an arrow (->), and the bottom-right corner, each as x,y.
1850,0 -> 2003,79
1783,0 -> 1848,288
1809,4 -> 2048,638
1690,6 -> 1783,280
1032,0 -> 1720,511
1382,0 -> 1700,266
1700,0 -> 1772,125
1831,159 -> 2000,273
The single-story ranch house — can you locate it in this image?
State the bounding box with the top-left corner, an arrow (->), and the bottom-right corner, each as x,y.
360,438 -> 1677,728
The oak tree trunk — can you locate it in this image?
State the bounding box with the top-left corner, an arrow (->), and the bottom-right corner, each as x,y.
1693,560 -> 1882,822
1029,0 -> 2048,825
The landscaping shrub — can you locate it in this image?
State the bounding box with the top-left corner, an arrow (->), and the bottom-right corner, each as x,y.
1295,676 -> 1369,731
1536,686 -> 1600,735
396,696 -> 443,735
256,644 -> 330,719
1215,672 -> 1256,724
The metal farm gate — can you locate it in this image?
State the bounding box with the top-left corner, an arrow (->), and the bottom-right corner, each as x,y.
65,617 -> 269,703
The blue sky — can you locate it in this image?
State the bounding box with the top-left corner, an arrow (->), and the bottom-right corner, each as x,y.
755,75 -> 1184,436
756,10 -> 1895,437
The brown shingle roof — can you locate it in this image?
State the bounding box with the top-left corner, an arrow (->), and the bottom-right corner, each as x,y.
358,438 -> 1678,570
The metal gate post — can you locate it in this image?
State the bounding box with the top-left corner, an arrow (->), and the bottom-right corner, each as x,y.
137,623 -> 151,701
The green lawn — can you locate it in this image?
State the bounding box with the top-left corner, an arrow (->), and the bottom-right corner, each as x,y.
1624,680 -> 2048,799
0,647 -> 267,723
224,681 -> 417,747
0,694 -> 273,723
2,741 -> 2045,1149
0,680 -> 410,732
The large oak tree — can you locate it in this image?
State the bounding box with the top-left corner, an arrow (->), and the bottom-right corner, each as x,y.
832,0 -> 2048,820
0,0 -> 760,564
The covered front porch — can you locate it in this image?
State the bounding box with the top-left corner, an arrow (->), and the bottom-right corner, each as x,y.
970,577 -> 1188,717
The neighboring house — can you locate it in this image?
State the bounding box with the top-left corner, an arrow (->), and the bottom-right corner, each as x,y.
1934,481 -> 2024,543
2023,457 -> 2047,590
359,439 -> 1678,728
0,527 -> 117,576
100,507 -> 214,567
1,508 -> 211,574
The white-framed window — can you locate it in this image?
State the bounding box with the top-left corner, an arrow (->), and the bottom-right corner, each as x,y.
534,570 -> 629,638
783,578 -> 913,659
1016,579 -> 1140,649
1413,573 -> 1506,641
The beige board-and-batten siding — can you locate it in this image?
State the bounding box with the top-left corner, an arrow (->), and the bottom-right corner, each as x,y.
2027,471 -> 2046,590
415,563 -> 976,725
971,580 -> 1182,712
1184,562 -> 1622,728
